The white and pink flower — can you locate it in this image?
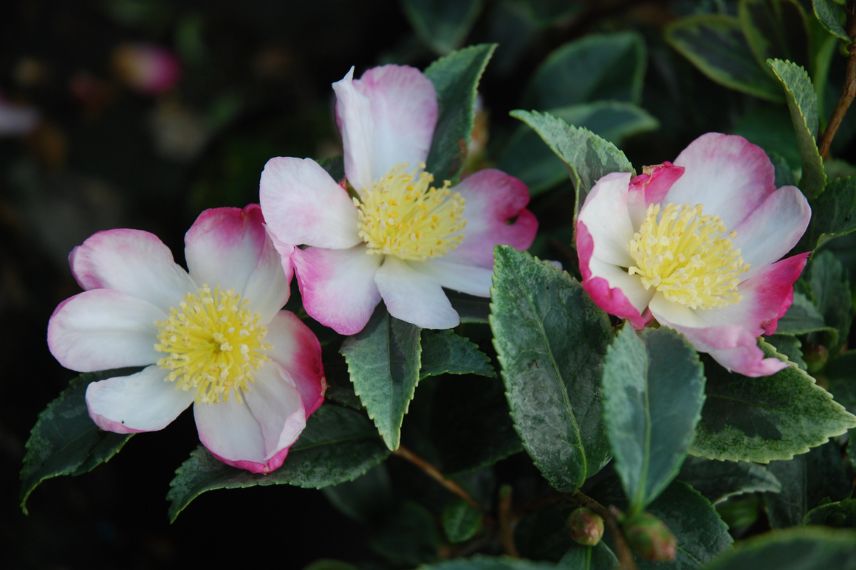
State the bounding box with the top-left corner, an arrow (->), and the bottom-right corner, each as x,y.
260,65 -> 537,334
577,133 -> 811,377
48,205 -> 325,473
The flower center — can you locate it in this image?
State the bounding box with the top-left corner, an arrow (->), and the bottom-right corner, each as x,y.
355,164 -> 466,261
628,203 -> 749,310
154,285 -> 270,404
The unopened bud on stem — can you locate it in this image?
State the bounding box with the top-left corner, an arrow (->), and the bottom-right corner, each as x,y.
568,507 -> 605,546
621,512 -> 677,562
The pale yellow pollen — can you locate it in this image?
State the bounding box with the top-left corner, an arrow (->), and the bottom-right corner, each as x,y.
154,285 -> 270,404
355,163 -> 466,261
627,203 -> 749,310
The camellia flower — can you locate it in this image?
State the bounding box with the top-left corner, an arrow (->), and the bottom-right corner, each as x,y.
260,65 -> 537,334
112,43 -> 181,95
576,133 -> 811,377
47,205 -> 325,473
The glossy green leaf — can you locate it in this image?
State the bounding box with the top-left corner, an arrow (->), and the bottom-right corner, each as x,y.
666,15 -> 782,101
490,247 -> 613,491
766,335 -> 807,370
524,32 -> 646,108
421,330 -> 495,379
800,177 -> 856,250
703,527 -> 856,570
826,352 -> 856,413
768,59 -> 826,198
370,501 -> 439,566
442,499 -> 482,543
804,498 -> 856,527
812,0 -> 850,42
340,307 -> 422,450
602,327 -> 705,512
639,482 -> 733,570
740,0 -> 810,68
322,464 -> 393,524
425,44 -> 495,182
690,343 -> 856,463
20,370 -> 136,514
764,456 -> 808,527
500,102 -> 657,196
401,0 -> 484,54
166,405 -> 390,522
510,109 -> 633,216
558,543 -> 619,570
807,251 -> 853,349
775,292 -> 831,335
678,457 -> 782,504
421,557 -> 556,570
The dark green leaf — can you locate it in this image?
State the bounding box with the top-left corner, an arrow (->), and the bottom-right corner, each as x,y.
826,352 -> 856,413
775,292 -> 830,335
510,109 -> 633,216
805,499 -> 856,527
766,335 -> 807,370
166,405 -> 390,522
340,307 -> 422,450
639,482 -> 733,569
691,343 -> 856,462
812,0 -> 850,42
678,457 -> 782,504
421,330 -> 495,379
370,501 -> 439,566
500,103 -> 657,196
767,59 -> 826,198
20,370 -> 136,514
666,15 -> 782,101
322,463 -> 393,524
490,247 -> 613,491
524,32 -> 647,108
602,327 -> 706,512
425,44 -> 496,182
703,527 -> 856,570
808,251 -> 853,350
448,291 -> 491,324
421,557 -> 556,570
801,177 -> 856,250
764,456 -> 808,527
401,0 -> 484,54
739,0 -> 810,68
442,499 -> 482,543
558,543 -> 619,570
303,560 -> 358,570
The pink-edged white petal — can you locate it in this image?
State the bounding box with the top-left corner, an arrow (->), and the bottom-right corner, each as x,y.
627,162 -> 685,226
696,253 -> 809,336
194,362 -> 306,474
267,311 -> 326,417
184,205 -> 289,321
334,65 -> 438,190
70,228 -> 195,310
731,186 -> 811,277
292,245 -> 382,335
413,258 -> 493,297
375,257 -> 459,329
260,156 -> 361,249
665,133 -> 776,229
577,172 -> 635,267
446,169 -> 538,267
48,289 -> 164,372
577,221 -> 652,329
85,365 -> 193,434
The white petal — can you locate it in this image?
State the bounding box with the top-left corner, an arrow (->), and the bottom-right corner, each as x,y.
577,172 -> 635,267
375,257 -> 459,329
414,259 -> 493,297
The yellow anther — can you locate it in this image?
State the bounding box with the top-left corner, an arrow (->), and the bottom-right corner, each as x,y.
628,203 -> 749,310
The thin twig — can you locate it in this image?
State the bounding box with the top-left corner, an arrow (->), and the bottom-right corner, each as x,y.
393,445 -> 482,511
819,5 -> 856,158
572,491 -> 638,570
498,485 -> 520,558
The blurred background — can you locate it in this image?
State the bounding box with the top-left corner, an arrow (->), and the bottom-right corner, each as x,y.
3,0 -> 855,568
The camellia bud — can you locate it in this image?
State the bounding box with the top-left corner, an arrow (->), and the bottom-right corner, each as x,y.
567,507 -> 605,546
621,512 -> 677,562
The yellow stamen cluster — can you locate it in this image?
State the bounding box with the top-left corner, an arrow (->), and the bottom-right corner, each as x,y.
628,203 -> 749,310
355,164 -> 466,261
154,285 -> 270,404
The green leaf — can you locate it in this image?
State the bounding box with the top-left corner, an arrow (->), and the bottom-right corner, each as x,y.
602,327 -> 706,512
421,330 -> 495,379
767,335 -> 807,370
826,352 -> 856,413
524,32 -> 647,108
812,0 -> 850,42
401,0 -> 484,54
703,527 -> 856,570
448,291 -> 490,324
370,501 -> 440,566
764,456 -> 808,527
499,102 -> 657,196
442,499 -> 482,543
767,59 -> 826,198
425,44 -> 495,182
807,251 -> 853,349
166,404 -> 390,522
666,15 -> 783,101
20,370 -> 136,514
690,343 -> 856,463
805,498 -> 856,527
490,247 -> 613,491
776,292 -> 831,335
322,463 -> 393,523
421,557 -> 556,570
303,560 -> 358,570
558,543 -> 619,570
639,482 -> 733,570
739,0 -> 810,68
340,307 -> 422,450
800,177 -> 856,250
510,109 -> 633,216
678,457 -> 782,504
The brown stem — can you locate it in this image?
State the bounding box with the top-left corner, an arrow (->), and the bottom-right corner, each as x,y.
572,491 -> 638,570
819,6 -> 856,159
393,446 -> 481,511
498,485 -> 521,558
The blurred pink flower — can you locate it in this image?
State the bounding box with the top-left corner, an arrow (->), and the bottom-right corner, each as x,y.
113,43 -> 181,95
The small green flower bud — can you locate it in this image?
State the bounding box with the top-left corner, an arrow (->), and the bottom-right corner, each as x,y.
621,512 -> 677,562
567,507 -> 605,546
804,344 -> 829,374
